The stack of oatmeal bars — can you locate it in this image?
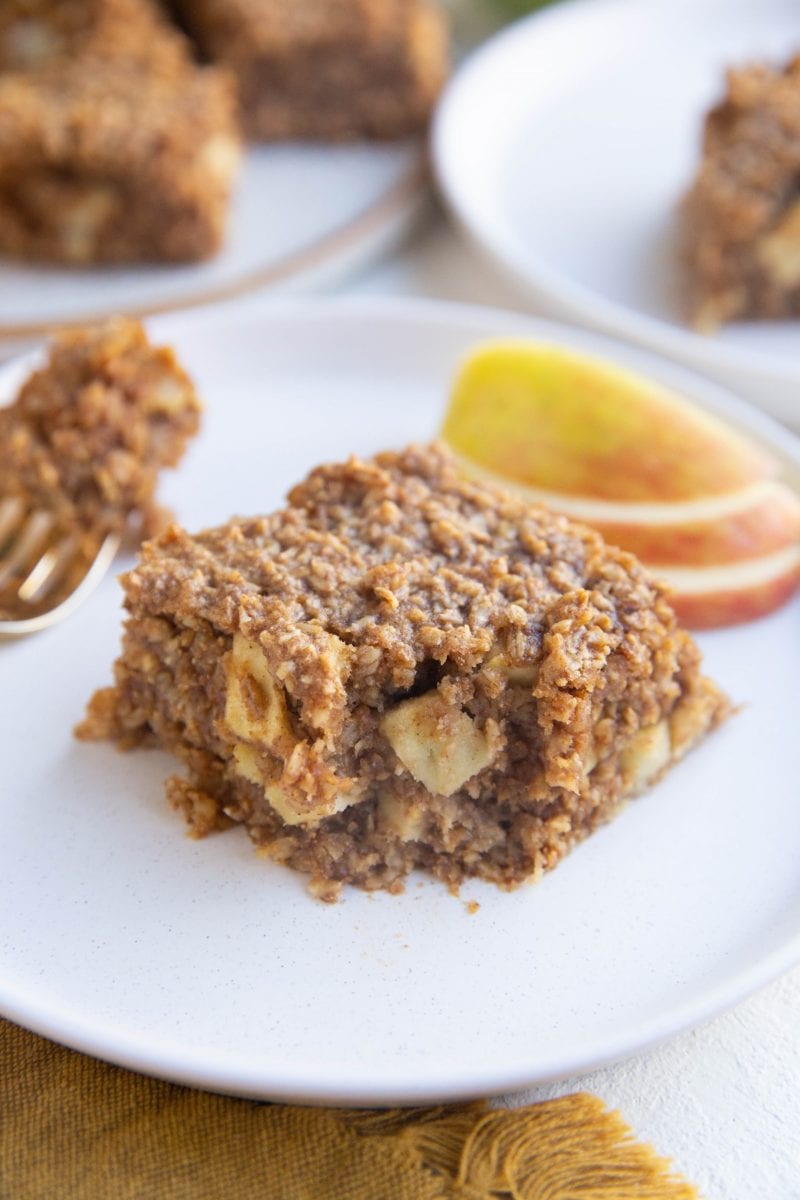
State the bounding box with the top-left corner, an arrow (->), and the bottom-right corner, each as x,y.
0,0 -> 447,266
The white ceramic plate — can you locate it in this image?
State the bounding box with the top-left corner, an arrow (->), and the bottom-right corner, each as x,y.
433,0 -> 800,427
2,299 -> 799,1105
0,142 -> 426,344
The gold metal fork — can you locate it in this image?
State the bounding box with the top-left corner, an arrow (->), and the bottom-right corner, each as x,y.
0,497 -> 120,637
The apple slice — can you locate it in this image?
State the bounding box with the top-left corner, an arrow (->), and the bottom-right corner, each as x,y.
579,483 -> 800,567
443,341 -> 776,502
662,550 -> 800,629
441,341 -> 800,628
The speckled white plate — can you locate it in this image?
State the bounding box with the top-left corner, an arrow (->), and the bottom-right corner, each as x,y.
433,0 -> 800,427
2,299 -> 799,1104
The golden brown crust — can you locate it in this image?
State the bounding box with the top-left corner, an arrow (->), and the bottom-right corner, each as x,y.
81,444 -> 729,898
682,54 -> 800,329
173,0 -> 449,140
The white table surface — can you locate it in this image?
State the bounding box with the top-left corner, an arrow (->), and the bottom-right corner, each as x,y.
335,212 -> 800,1200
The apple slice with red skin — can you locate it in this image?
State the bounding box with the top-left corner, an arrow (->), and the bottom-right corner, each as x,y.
588,483 -> 800,567
442,342 -> 800,628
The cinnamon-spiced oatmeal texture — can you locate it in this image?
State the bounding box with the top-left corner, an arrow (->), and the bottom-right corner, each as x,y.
683,54 -> 800,330
0,0 -> 240,265
0,0 -> 190,74
0,318 -> 201,542
172,0 -> 448,140
80,444 -> 728,900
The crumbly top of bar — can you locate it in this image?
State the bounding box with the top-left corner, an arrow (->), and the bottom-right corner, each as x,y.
123,444 -> 680,704
0,0 -> 191,75
0,318 -> 201,538
0,60 -> 237,173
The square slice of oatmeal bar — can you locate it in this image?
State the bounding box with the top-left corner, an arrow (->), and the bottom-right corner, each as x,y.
0,61 -> 240,264
173,0 -> 448,140
80,444 -> 728,899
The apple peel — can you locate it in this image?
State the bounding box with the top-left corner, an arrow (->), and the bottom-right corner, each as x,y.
443,341 -> 776,503
588,484 -> 800,568
442,341 -> 800,628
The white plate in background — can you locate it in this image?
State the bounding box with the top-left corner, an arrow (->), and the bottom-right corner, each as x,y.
433,0 -> 800,427
1,299 -> 799,1104
0,143 -> 427,344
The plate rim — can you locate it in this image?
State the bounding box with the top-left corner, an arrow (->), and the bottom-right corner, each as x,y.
1,294 -> 799,1105
432,0 -> 800,387
2,935 -> 799,1105
151,295 -> 800,468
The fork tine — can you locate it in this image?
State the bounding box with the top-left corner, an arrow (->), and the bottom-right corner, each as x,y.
0,510 -> 54,591
0,529 -> 121,637
17,532 -> 78,603
0,496 -> 25,548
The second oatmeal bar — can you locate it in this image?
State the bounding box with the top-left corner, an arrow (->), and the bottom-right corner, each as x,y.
682,54 -> 800,329
0,63 -> 240,264
81,444 -> 728,898
173,0 -> 448,140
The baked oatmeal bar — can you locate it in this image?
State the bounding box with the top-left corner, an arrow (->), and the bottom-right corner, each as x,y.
80,444 -> 728,899
0,0 -> 190,75
172,0 -> 448,140
0,318 -> 201,543
682,54 -> 800,330
0,61 -> 240,264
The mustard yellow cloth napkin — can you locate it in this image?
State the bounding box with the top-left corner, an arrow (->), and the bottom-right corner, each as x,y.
1,1017 -> 699,1199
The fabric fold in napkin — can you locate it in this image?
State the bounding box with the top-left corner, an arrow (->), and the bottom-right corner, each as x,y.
1,1017 -> 698,1199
